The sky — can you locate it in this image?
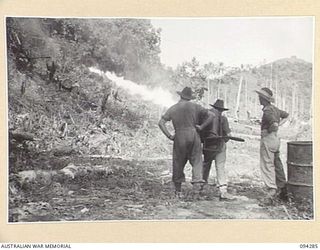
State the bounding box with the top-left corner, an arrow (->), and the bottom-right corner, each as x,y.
151,17 -> 314,68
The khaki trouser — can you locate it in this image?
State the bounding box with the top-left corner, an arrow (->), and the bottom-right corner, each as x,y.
172,128 -> 204,184
260,130 -> 286,189
203,143 -> 227,188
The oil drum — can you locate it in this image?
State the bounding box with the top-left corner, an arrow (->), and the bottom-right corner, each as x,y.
287,141 -> 313,201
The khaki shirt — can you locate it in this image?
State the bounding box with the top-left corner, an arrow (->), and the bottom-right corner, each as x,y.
162,99 -> 208,131
201,108 -> 231,153
261,104 -> 289,131
200,108 -> 231,140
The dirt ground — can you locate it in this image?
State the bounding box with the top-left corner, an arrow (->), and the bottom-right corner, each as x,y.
8,157 -> 283,222
8,135 -> 312,222
8,118 -> 314,222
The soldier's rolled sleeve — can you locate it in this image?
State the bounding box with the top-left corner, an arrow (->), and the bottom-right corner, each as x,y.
280,110 -> 289,119
162,109 -> 172,121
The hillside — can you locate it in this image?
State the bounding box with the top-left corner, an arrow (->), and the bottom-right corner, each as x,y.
208,56 -> 312,122
7,17 -> 170,161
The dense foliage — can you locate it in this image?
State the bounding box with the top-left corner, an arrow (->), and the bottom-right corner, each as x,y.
7,17 -> 162,82
6,17 -> 167,158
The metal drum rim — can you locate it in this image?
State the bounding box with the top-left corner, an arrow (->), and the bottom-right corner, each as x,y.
287,161 -> 313,167
287,141 -> 313,146
287,181 -> 313,187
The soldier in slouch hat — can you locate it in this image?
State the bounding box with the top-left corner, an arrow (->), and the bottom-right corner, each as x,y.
255,87 -> 289,205
159,87 -> 214,198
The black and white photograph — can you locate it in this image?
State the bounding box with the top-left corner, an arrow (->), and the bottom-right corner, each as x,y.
6,16 -> 314,222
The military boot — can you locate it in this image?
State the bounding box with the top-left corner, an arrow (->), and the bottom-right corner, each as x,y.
189,183 -> 202,200
278,186 -> 288,201
174,182 -> 183,199
219,185 -> 236,201
259,188 -> 277,206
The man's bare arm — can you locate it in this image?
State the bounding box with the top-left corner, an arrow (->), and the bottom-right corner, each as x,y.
196,111 -> 214,132
158,118 -> 174,141
279,117 -> 289,126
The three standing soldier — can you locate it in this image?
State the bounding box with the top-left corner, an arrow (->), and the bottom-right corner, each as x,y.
158,87 -> 214,197
159,85 -> 290,205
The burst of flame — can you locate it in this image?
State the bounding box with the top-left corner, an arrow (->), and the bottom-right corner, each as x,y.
89,67 -> 176,108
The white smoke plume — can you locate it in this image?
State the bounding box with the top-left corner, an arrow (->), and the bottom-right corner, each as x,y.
89,67 -> 176,108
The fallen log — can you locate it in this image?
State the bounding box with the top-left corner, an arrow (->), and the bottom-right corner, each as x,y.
51,146 -> 76,157
9,131 -> 36,142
